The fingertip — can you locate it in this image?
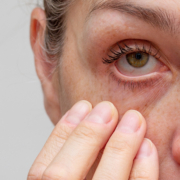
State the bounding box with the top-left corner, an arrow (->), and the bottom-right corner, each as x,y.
65,100 -> 92,125
128,110 -> 144,120
136,138 -> 158,160
136,138 -> 153,158
103,101 -> 118,120
72,100 -> 92,113
127,110 -> 146,126
80,100 -> 93,112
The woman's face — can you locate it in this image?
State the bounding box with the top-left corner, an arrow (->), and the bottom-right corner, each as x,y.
40,0 -> 180,179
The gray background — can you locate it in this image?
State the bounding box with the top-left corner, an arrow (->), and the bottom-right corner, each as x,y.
0,0 -> 54,179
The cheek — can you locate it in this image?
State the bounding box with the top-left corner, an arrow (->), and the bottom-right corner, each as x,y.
60,34 -> 180,179
58,49 -> 107,113
143,87 -> 180,178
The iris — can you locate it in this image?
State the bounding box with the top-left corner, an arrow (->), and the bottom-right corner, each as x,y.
127,52 -> 149,68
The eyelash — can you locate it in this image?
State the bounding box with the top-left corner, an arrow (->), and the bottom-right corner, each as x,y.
102,43 -> 161,64
102,43 -> 162,90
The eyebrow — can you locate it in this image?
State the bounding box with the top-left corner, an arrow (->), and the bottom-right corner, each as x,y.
89,0 -> 178,35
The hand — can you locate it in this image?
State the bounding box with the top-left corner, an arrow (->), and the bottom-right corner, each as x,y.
27,101 -> 159,180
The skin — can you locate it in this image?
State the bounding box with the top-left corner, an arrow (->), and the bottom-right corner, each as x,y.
28,0 -> 180,179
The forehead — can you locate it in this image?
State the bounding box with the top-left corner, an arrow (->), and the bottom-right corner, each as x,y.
89,0 -> 179,7
82,0 -> 180,36
85,0 -> 180,17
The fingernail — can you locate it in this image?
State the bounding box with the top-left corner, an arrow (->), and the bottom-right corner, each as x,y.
117,110 -> 142,133
66,101 -> 92,125
86,102 -> 114,124
136,139 -> 153,158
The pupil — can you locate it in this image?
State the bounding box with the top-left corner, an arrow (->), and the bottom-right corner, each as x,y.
135,53 -> 142,60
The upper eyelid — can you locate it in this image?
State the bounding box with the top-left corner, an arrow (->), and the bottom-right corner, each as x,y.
117,42 -> 160,57
103,41 -> 162,64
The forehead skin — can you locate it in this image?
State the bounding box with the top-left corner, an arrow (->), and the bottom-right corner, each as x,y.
57,0 -> 180,179
89,0 -> 180,34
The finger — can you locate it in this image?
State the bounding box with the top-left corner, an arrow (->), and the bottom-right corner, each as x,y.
129,139 -> 159,180
27,100 -> 92,180
93,110 -> 146,180
42,101 -> 119,180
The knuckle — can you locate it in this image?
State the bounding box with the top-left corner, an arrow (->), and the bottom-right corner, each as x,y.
130,169 -> 149,180
27,174 -> 39,180
73,124 -> 98,144
52,124 -> 71,144
27,162 -> 47,180
42,167 -> 67,180
100,170 -> 115,180
42,174 -> 63,180
49,125 -> 71,155
106,137 -> 132,155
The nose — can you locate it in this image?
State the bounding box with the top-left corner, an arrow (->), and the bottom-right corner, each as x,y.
172,129 -> 180,165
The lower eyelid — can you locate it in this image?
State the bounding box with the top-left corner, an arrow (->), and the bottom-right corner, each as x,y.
109,65 -> 170,90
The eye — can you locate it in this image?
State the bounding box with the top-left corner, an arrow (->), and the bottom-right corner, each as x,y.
102,41 -> 167,78
116,51 -> 161,77
102,41 -> 170,90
